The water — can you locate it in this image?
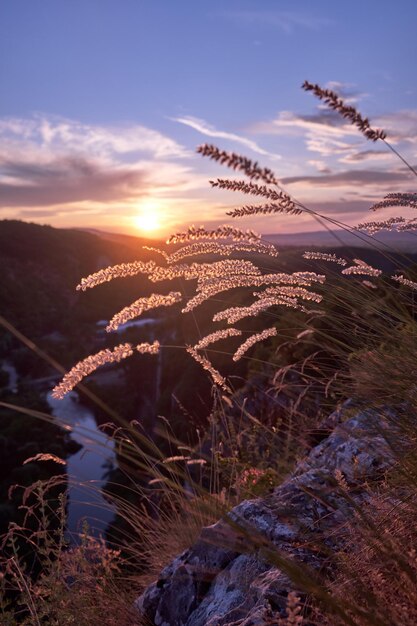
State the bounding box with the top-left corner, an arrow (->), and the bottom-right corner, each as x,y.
2,361 -> 18,392
47,391 -> 116,541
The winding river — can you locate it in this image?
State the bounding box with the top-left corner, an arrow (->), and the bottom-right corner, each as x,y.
3,318 -> 162,543
47,391 -> 117,541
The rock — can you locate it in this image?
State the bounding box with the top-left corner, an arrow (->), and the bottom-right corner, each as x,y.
136,405 -> 403,625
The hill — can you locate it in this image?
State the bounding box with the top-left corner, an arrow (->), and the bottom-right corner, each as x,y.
265,228 -> 417,251
0,220 -> 160,340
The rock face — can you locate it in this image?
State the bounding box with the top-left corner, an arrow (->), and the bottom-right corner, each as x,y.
136,403 -> 402,625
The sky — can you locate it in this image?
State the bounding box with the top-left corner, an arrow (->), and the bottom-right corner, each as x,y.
1,0 -> 417,238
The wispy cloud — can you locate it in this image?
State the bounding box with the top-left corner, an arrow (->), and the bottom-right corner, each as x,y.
282,168 -> 414,188
374,110 -> 417,144
0,115 -> 197,212
0,156 -> 149,207
251,109 -> 358,138
307,160 -> 332,173
0,115 -> 190,160
173,115 -> 281,160
339,150 -> 392,163
250,106 -> 417,166
308,199 -> 374,216
220,10 -> 333,34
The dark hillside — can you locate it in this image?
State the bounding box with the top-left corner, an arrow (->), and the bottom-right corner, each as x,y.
0,220 -> 161,340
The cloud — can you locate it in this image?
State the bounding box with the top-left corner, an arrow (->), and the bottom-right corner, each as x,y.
250,110 -> 362,158
339,150 -> 392,163
220,10 -> 333,34
282,168 -> 414,188
173,115 -> 281,160
251,110 -> 358,138
0,156 -> 149,207
307,160 -> 332,173
250,106 -> 417,167
308,199 -> 376,216
0,115 -> 197,211
374,110 -> 417,144
0,115 -> 189,160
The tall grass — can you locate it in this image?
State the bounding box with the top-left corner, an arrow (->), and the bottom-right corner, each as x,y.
1,81 -> 417,624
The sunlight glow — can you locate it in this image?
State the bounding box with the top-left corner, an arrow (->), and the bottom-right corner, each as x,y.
133,201 -> 162,234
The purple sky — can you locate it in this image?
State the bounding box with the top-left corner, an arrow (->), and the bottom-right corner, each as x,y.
1,0 -> 416,237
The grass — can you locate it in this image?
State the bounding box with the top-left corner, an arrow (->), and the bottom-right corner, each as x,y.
1,80 -> 417,624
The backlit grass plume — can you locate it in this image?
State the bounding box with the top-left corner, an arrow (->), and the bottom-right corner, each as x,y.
51,343 -> 134,399
196,143 -> 279,185
52,79 -> 415,401
302,80 -> 386,141
106,292 -> 182,332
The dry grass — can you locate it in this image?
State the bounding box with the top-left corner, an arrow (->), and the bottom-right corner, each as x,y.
2,80 -> 417,624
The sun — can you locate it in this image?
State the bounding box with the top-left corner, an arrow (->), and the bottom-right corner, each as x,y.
132,201 -> 162,234
134,212 -> 160,232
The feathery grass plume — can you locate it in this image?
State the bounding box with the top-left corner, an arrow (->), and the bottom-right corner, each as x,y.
162,455 -> 191,464
391,274 -> 417,290
193,328 -> 242,350
362,280 -> 377,289
106,292 -> 182,331
215,287 -> 320,322
232,326 -> 278,361
210,179 -> 298,206
167,224 -> 261,244
197,143 -> 279,185
263,294 -> 305,311
142,246 -> 169,261
76,260 -> 156,291
193,259 -> 261,282
302,251 -> 347,266
296,329 -> 314,340
253,290 -> 308,312
397,217 -> 417,231
136,340 -> 160,355
186,345 -> 230,391
166,240 -> 279,264
342,259 -> 382,277
302,80 -> 386,141
150,259 -> 261,284
213,298 -> 282,324
147,263 -> 194,282
23,453 -> 66,465
182,271 -> 325,313
355,216 -> 406,234
281,271 -> 326,286
227,201 -> 302,217
186,459 -> 207,466
370,192 -> 417,211
260,285 -> 323,303
51,343 -> 134,399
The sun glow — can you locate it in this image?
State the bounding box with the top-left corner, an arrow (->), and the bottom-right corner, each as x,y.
133,201 -> 162,234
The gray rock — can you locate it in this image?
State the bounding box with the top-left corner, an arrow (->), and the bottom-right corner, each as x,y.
136,405 -> 403,625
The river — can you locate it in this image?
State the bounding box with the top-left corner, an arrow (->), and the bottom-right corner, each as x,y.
2,360 -> 117,540
47,391 -> 116,541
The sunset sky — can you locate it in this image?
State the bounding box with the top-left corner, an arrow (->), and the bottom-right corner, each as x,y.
1,0 -> 416,239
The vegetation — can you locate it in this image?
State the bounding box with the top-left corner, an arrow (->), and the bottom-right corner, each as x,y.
1,81 -> 417,624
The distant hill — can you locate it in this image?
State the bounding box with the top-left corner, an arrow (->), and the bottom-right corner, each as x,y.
76,224 -> 417,252
71,227 -> 164,251
265,229 -> 417,251
0,220 -> 161,340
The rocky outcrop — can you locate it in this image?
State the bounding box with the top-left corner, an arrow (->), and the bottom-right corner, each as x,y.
136,403 -> 403,625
